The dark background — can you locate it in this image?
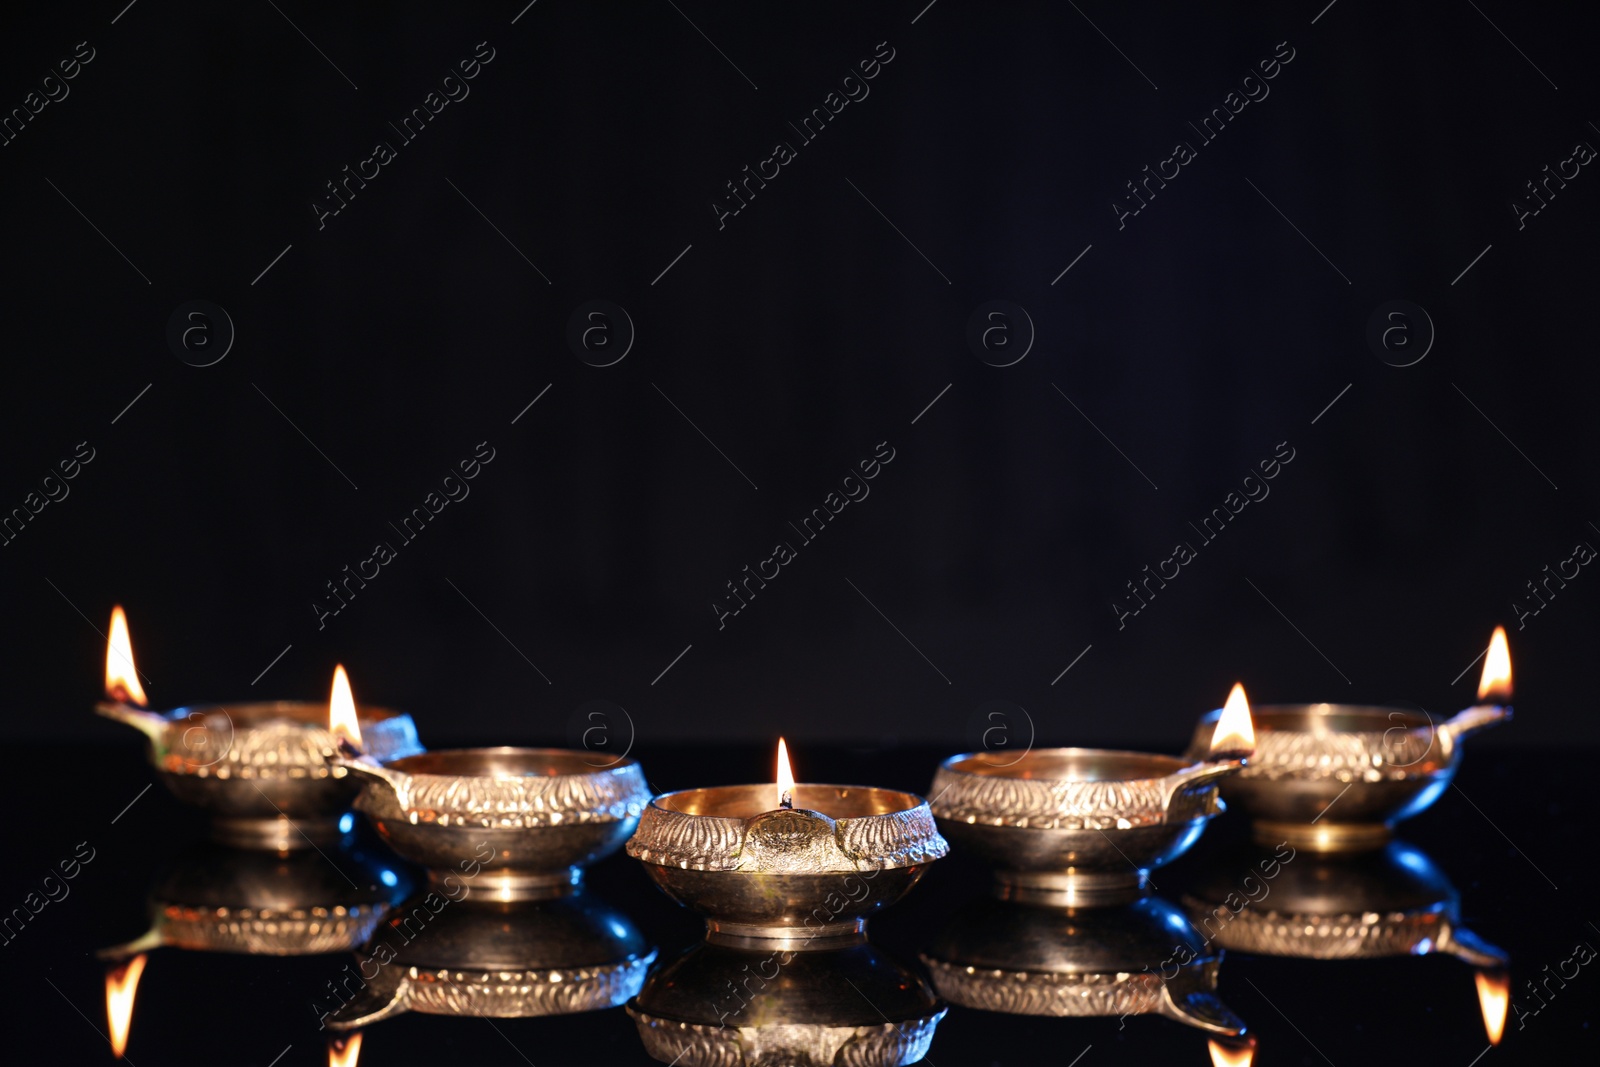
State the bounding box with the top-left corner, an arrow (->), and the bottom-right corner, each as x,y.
4,0 -> 1597,756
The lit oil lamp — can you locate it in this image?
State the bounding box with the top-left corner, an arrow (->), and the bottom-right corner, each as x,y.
930,686 -> 1254,906
337,715 -> 650,901
626,739 -> 948,947
104,952 -> 147,1059
1186,627 -> 1514,852
94,606 -> 423,850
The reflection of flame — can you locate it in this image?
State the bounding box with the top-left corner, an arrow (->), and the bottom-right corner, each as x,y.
1203,1043 -> 1254,1067
1208,1038 -> 1254,1067
329,665 -> 362,750
105,606 -> 147,706
776,737 -> 795,809
1476,969 -> 1509,1045
105,954 -> 147,1059
1477,627 -> 1512,702
1210,682 -> 1256,756
328,1033 -> 363,1067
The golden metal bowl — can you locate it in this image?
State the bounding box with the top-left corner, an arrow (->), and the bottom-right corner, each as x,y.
930,748 -> 1243,906
1185,703 -> 1511,852
1181,839 -> 1507,965
325,892 -> 653,1028
629,940 -> 944,1067
343,747 -> 650,902
97,700 -> 422,850
627,784 -> 947,947
922,894 -> 1246,1035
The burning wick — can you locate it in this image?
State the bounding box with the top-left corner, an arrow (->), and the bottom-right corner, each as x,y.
776,737 -> 795,810
105,605 -> 147,707
328,664 -> 364,756
1209,682 -> 1257,762
1477,626 -> 1513,704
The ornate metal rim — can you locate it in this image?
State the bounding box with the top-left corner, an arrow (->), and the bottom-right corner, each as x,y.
155,704 -> 422,780
929,749 -> 1219,831
357,753 -> 651,830
1187,705 -> 1448,783
1179,896 -> 1452,959
922,956 -> 1198,1017
626,787 -> 947,872
156,902 -> 390,955
629,1005 -> 945,1066
398,953 -> 655,1017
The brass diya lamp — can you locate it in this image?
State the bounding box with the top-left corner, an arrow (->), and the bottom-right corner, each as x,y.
630,939 -> 945,1067
338,737 -> 650,902
325,891 -> 653,1029
96,609 -> 422,850
922,893 -> 1247,1036
931,685 -> 1256,906
99,838 -> 409,960
1184,627 -> 1514,852
1180,838 -> 1507,967
626,739 -> 948,948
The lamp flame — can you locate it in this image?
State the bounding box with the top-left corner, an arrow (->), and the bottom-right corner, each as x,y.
1477,627 -> 1512,703
329,665 -> 362,750
105,954 -> 147,1059
328,1033 -> 363,1067
1476,969 -> 1510,1045
1207,1038 -> 1254,1067
776,737 -> 795,809
1210,682 -> 1256,756
105,606 -> 147,707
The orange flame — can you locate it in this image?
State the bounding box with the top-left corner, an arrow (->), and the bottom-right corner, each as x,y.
1210,683 -> 1256,756
329,665 -> 362,750
105,606 -> 147,707
1477,627 -> 1512,703
1208,1038 -> 1255,1067
776,737 -> 795,809
105,954 -> 147,1059
328,1032 -> 363,1067
1476,969 -> 1510,1045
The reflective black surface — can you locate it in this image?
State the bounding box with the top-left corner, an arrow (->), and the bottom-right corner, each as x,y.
4,742 -> 1593,1063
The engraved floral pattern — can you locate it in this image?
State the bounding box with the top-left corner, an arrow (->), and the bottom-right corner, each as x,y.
627,799 -> 948,873
629,1008 -> 944,1067
399,956 -> 653,1017
358,761 -> 650,830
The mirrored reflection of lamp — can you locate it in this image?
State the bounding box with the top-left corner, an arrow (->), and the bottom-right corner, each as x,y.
922,894 -> 1247,1037
629,940 -> 944,1067
1187,628 -> 1513,853
931,687 -> 1254,907
324,892 -> 653,1029
627,739 -> 946,947
98,838 -> 409,960
95,621 -> 423,850
1180,839 -> 1507,966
